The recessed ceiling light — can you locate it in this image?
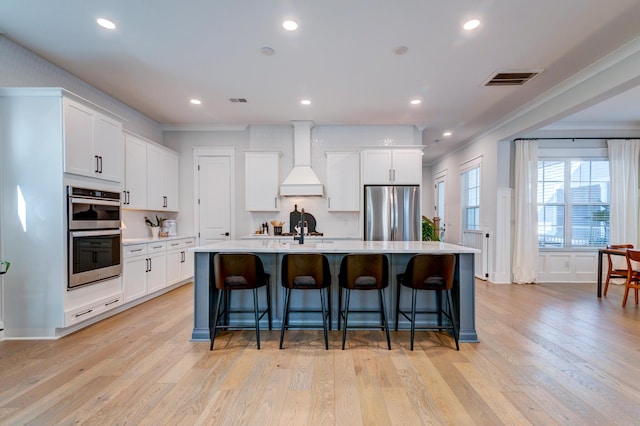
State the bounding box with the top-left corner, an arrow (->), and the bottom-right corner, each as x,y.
394,46 -> 409,55
190,99 -> 202,105
463,19 -> 480,31
282,20 -> 298,31
96,18 -> 116,30
301,99 -> 311,105
443,131 -> 452,137
261,47 -> 275,56
410,99 -> 421,105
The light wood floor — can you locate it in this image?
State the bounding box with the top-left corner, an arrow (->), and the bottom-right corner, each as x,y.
1,281 -> 640,425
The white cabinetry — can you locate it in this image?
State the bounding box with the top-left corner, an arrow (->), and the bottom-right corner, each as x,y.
122,241 -> 167,302
326,151 -> 360,211
166,237 -> 196,285
123,134 -> 148,209
122,238 -> 194,304
123,134 -> 179,212
245,152 -> 279,211
123,244 -> 148,302
362,148 -> 422,184
63,97 -> 123,182
147,144 -> 180,211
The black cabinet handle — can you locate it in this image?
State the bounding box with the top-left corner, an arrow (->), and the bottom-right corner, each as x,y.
95,155 -> 100,173
98,156 -> 103,173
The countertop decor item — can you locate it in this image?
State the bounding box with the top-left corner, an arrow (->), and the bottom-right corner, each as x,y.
145,215 -> 165,239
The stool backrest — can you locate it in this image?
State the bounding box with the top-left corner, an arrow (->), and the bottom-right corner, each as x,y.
625,249 -> 640,275
402,254 -> 456,290
281,253 -> 331,289
339,254 -> 389,289
213,253 -> 266,290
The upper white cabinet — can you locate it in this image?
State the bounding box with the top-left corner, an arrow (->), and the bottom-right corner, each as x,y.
245,152 -> 279,211
326,151 -> 360,211
362,148 -> 422,185
123,134 -> 179,212
147,144 -> 179,211
123,134 -> 148,209
63,97 -> 123,182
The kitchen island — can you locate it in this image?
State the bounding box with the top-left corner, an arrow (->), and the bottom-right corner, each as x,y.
191,239 -> 480,344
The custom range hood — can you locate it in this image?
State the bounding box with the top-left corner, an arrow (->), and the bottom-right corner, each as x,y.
279,121 -> 324,196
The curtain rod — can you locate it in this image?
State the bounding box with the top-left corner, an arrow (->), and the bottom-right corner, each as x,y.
512,137 -> 636,141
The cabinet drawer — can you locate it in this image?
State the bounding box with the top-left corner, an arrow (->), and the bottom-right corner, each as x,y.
166,240 -> 182,250
148,241 -> 167,253
123,244 -> 147,257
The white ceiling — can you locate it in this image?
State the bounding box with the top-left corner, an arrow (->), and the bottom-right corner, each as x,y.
1,0 -> 640,162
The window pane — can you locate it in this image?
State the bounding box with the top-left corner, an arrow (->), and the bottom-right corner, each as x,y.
537,158 -> 609,248
538,205 -> 564,247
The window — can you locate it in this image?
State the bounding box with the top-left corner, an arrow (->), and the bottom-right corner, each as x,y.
461,166 -> 480,230
538,159 -> 609,248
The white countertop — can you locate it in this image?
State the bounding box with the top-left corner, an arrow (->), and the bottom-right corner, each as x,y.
240,234 -> 360,240
122,235 -> 195,246
193,239 -> 479,254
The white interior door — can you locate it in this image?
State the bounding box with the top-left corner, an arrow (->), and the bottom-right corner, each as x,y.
196,153 -> 233,244
435,172 -> 446,240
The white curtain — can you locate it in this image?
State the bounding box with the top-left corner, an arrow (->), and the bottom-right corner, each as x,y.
608,139 -> 640,247
512,139 -> 538,284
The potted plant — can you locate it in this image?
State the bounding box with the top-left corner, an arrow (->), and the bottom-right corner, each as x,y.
145,215 -> 165,239
421,216 -> 439,241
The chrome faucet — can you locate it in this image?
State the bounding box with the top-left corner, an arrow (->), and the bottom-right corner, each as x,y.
294,208 -> 305,244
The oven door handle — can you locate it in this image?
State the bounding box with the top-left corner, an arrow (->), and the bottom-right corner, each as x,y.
70,229 -> 121,237
69,197 -> 121,207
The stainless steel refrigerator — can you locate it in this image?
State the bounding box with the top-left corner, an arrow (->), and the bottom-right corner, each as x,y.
364,185 -> 420,241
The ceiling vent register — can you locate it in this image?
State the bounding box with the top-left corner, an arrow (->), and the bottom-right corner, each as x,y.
484,71 -> 541,86
229,98 -> 248,103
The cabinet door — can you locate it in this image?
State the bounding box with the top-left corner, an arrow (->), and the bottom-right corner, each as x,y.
123,256 -> 147,302
181,248 -> 194,280
392,149 -> 422,184
146,252 -> 166,293
166,249 -> 182,285
146,144 -> 166,210
245,152 -> 279,211
124,135 -> 148,209
163,151 -> 180,211
63,98 -> 95,177
93,113 -> 123,182
326,152 -> 360,211
362,150 -> 393,184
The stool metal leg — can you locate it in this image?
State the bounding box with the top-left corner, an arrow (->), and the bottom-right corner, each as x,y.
253,288 -> 261,349
395,281 -> 402,331
379,289 -> 391,350
210,288 -> 224,351
266,280 -> 273,330
341,289 -> 351,350
279,288 -> 291,349
445,289 -> 460,350
410,288 -> 417,351
320,288 -> 329,350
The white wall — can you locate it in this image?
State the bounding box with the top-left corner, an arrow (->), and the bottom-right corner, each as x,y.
164,124 -> 420,238
0,36 -> 162,142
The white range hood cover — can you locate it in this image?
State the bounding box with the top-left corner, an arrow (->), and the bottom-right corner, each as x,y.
280,121 -> 324,196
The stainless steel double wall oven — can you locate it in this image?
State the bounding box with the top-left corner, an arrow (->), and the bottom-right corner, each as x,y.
67,186 -> 122,289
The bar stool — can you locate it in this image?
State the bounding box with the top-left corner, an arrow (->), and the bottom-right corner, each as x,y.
338,253 -> 391,350
210,253 -> 272,350
279,253 -> 332,350
604,244 -> 633,296
395,254 -> 459,351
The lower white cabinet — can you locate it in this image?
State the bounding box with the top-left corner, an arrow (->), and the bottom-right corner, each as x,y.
123,237 -> 195,303
166,237 -> 195,285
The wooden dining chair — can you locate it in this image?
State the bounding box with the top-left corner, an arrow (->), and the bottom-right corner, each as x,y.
604,244 -> 633,296
622,249 -> 640,307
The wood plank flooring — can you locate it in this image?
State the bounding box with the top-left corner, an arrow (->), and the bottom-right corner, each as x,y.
1,280 -> 640,425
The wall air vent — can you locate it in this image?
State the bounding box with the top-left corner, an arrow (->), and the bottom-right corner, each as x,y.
229,98 -> 248,103
484,70 -> 541,86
